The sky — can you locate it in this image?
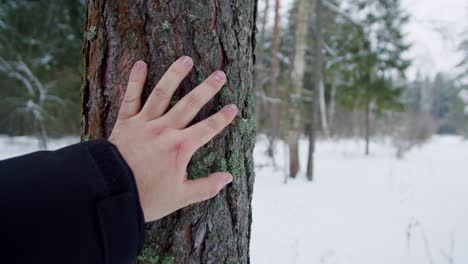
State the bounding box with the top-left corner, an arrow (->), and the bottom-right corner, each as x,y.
402,0 -> 467,79
266,0 -> 468,80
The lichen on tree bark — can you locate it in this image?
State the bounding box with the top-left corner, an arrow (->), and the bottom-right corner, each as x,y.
81,0 -> 257,263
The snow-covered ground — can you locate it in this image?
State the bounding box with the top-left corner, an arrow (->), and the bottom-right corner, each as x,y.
1,135 -> 467,264
0,136 -> 78,160
251,135 -> 468,264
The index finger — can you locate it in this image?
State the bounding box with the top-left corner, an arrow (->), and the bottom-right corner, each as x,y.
184,104 -> 238,152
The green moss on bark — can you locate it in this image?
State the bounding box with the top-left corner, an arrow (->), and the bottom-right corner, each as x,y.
82,134 -> 91,142
86,26 -> 97,42
214,156 -> 228,171
188,142 -> 217,179
161,256 -> 174,264
220,86 -> 233,101
137,244 -> 174,264
239,118 -> 255,139
227,150 -> 245,179
137,244 -> 159,264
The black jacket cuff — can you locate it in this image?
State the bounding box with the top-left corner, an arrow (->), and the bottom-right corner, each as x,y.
85,139 -> 145,263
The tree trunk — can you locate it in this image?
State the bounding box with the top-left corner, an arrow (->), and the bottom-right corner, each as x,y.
314,0 -> 329,137
352,107 -> 360,138
288,0 -> 310,178
81,1 -> 257,263
328,79 -> 337,135
306,0 -> 326,180
306,120 -> 315,181
255,0 -> 270,131
37,120 -> 48,149
267,0 -> 280,159
365,102 -> 371,156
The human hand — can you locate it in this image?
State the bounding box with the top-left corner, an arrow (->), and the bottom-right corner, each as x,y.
108,57 -> 237,222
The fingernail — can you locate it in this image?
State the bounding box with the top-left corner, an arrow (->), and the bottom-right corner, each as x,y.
179,56 -> 193,68
226,104 -> 238,114
224,174 -> 233,184
214,71 -> 226,81
134,61 -> 145,71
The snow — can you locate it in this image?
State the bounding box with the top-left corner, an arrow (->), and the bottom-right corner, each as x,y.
1,135 -> 467,263
251,135 -> 468,264
0,136 -> 78,160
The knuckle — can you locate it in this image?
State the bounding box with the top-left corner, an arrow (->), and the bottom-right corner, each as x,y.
168,65 -> 186,78
184,93 -> 201,108
150,125 -> 170,137
205,78 -> 221,91
128,79 -> 141,85
152,86 -> 170,100
122,96 -> 139,104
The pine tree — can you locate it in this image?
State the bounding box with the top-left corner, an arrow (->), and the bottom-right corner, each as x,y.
81,1 -> 257,262
0,0 -> 84,142
341,0 -> 411,155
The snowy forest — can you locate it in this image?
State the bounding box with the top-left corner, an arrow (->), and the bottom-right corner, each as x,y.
1,0 -> 468,263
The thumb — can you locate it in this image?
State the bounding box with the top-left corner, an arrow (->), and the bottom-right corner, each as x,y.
182,172 -> 233,205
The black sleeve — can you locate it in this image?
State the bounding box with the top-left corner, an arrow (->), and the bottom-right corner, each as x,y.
0,139 -> 145,264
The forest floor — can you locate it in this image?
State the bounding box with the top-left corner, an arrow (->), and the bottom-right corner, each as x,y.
251,135 -> 468,264
1,135 -> 467,264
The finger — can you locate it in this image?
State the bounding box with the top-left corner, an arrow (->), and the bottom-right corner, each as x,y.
163,71 -> 226,129
139,56 -> 193,121
184,104 -> 238,152
118,61 -> 147,120
182,172 -> 233,205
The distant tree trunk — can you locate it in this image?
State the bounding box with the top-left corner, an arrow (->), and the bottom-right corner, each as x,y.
365,101 -> 371,155
328,79 -> 337,135
289,0 -> 310,178
314,0 -> 329,137
255,0 -> 270,131
421,77 -> 433,115
267,0 -> 280,159
306,0 -> 326,180
306,115 -> 316,181
38,121 -> 48,149
352,107 -> 360,138
81,1 -> 257,263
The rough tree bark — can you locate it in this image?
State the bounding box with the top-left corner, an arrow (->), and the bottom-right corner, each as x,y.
288,0 -> 310,178
81,1 -> 257,263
